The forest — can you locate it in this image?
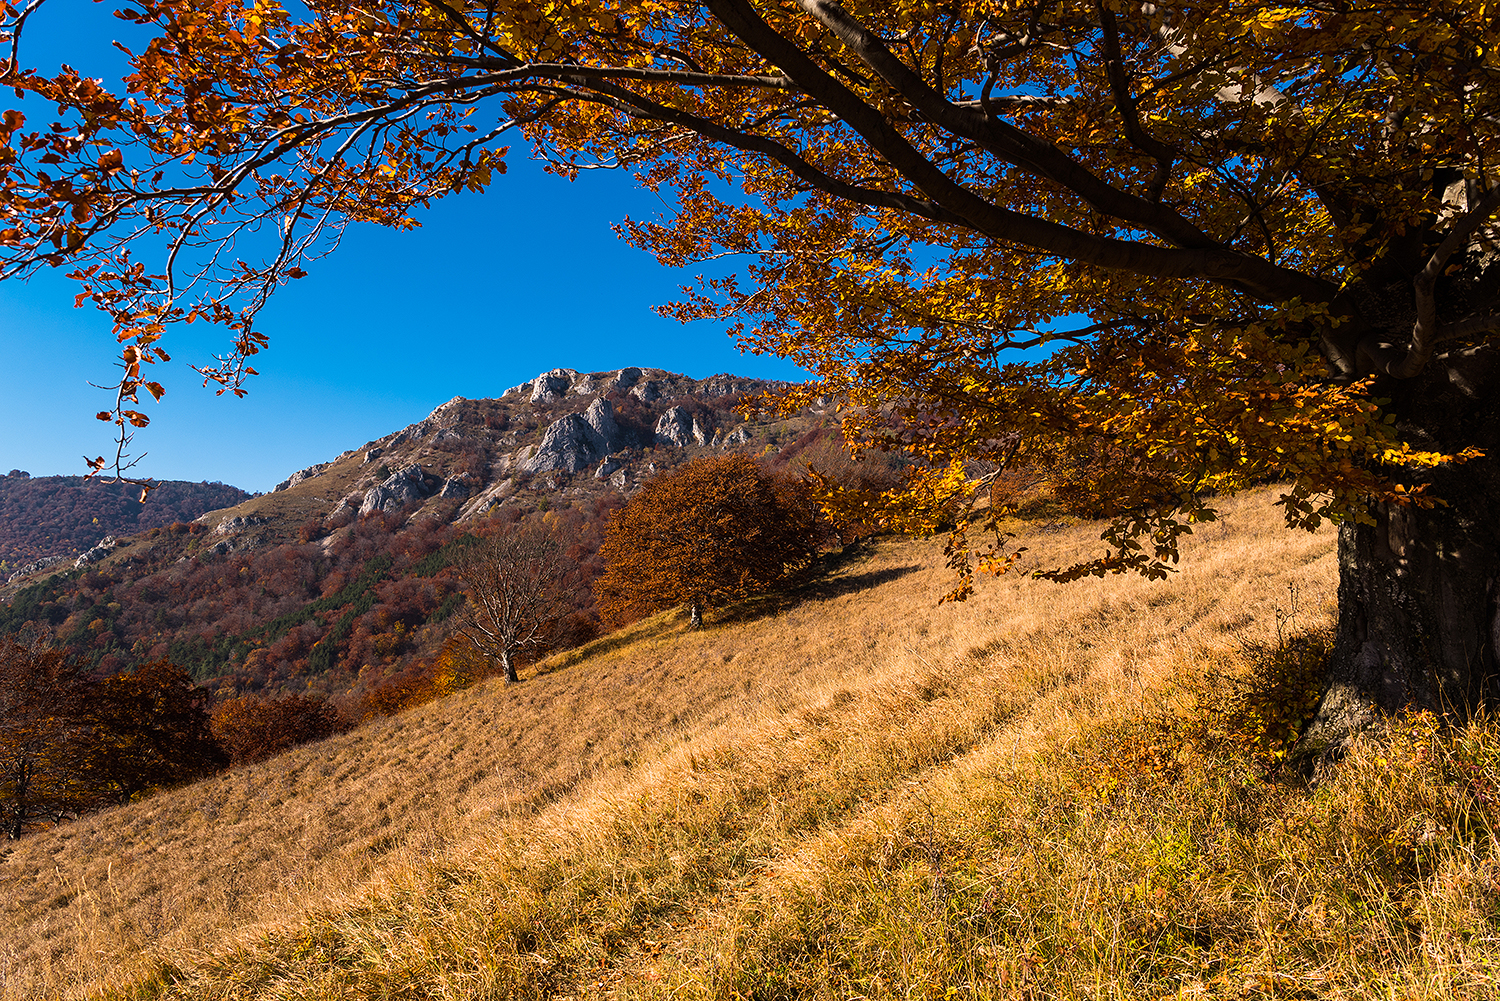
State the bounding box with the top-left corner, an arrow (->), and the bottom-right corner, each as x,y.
0,473 -> 251,567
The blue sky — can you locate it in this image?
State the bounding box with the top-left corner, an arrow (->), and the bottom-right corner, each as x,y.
0,4 -> 807,493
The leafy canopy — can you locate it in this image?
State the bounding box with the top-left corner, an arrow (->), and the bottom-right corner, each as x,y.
2,0 -> 1494,577
595,455 -> 819,625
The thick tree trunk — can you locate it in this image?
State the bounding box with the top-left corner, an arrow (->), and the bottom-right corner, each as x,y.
1300,350 -> 1500,757
689,602 -> 703,630
500,650 -> 519,684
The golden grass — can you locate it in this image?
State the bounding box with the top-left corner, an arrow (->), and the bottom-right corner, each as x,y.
6,486 -> 1498,999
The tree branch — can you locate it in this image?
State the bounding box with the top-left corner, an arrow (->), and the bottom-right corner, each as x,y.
705,0 -> 1333,302
1093,0 -> 1175,201
1387,185 -> 1500,378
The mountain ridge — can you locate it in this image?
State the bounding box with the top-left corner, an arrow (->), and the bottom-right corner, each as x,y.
0,365 -> 891,705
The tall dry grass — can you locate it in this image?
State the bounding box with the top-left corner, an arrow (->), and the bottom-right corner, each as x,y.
5,486 -> 1496,999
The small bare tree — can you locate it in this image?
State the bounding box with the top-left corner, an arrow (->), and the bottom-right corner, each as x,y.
452,525 -> 578,684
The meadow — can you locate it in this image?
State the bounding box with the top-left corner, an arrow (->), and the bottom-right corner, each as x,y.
3,486 -> 1497,999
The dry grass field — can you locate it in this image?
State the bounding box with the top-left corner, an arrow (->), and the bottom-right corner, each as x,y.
3,486 -> 1499,1000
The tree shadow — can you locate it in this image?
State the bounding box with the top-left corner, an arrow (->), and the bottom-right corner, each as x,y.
710,545 -> 923,625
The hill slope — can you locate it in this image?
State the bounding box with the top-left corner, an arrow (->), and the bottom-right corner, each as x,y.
0,473 -> 251,570
0,367 -> 885,701
1,485 -> 1379,999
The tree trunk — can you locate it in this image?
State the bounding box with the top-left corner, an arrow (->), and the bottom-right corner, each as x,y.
688,602 -> 703,630
500,650 -> 519,684
1300,351 -> 1500,758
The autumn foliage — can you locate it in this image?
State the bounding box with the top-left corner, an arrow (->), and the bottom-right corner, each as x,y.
209,694 -> 347,766
595,456 -> 820,628
0,637 -> 220,838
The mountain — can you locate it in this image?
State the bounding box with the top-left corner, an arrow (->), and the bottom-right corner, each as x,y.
0,473 -> 251,570
0,367 -> 897,705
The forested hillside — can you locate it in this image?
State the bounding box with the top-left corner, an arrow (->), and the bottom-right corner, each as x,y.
0,474 -> 251,568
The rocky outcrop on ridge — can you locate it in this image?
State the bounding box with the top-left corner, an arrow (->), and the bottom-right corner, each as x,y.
654,406 -> 708,448
100,364 -> 817,550
273,462 -> 330,492
75,536 -> 122,568
519,398 -> 626,475
7,554 -> 68,584
360,464 -> 442,516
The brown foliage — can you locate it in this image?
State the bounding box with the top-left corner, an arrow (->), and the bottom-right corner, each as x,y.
210,694 -> 347,766
594,455 -> 821,628
74,658 -> 223,805
1,640 -> 221,837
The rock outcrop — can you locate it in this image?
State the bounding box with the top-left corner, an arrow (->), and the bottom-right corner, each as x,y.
359,464 -> 440,516
654,406 -> 708,447
439,473 -> 473,499
273,462 -> 330,492
75,536 -> 119,568
214,515 -> 268,536
7,554 -> 68,583
721,425 -> 752,447
518,398 -> 625,474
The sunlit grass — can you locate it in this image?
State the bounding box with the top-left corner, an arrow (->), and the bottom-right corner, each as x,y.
5,487 -> 1496,999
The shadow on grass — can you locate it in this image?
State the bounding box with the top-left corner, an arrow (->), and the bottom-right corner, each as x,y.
711,543 -> 923,626
530,543 -> 921,675
530,605 -> 691,678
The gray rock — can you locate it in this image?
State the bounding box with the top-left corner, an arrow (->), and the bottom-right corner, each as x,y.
655,406 -> 706,448
518,415 -> 601,474
7,554 -> 69,584
529,368 -> 578,404
582,397 -> 619,442
608,367 -> 643,392
518,398 -> 624,474
385,421 -> 431,448
569,373 -> 602,396
273,461 -> 330,492
359,464 -> 440,516
595,457 -> 621,479
214,515 -> 267,536
75,536 -> 118,568
364,447 -> 383,464
440,473 -> 473,499
699,373 -> 755,398
721,425 -> 752,447
609,468 -> 628,491
631,380 -> 661,403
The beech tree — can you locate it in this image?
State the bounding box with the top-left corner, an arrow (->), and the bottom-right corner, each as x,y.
595,455 -> 819,627
73,658 -> 223,803
452,524 -> 580,682
6,1 -> 1500,747
0,635 -> 81,838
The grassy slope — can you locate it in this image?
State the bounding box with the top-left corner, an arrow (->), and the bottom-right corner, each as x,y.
3,488 -> 1498,999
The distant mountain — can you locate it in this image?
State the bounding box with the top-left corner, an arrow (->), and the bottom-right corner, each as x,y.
0,368 -> 901,707
0,473 -> 252,567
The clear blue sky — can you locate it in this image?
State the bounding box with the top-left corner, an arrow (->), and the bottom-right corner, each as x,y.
0,4 -> 808,494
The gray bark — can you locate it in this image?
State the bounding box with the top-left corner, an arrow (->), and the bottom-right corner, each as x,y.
1300,347 -> 1500,758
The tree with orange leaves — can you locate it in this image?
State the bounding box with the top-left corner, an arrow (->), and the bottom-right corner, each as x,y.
595,455 -> 819,628
6,1 -> 1500,748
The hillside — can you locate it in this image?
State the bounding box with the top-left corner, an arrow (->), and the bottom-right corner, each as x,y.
12,486 -> 1493,999
0,474 -> 251,570
0,367 -> 890,702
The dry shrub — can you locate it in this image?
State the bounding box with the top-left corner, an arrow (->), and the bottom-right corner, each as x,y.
209,694 -> 347,765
